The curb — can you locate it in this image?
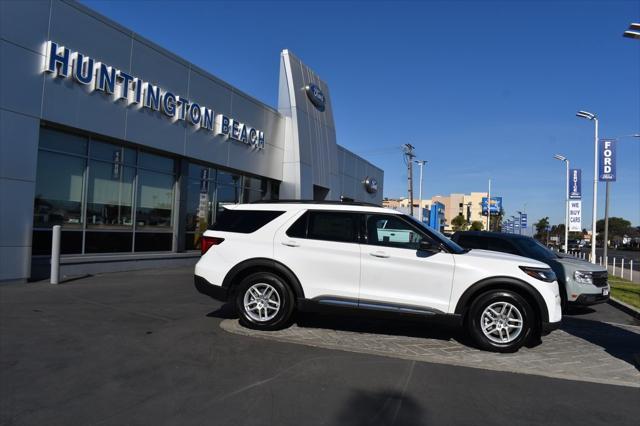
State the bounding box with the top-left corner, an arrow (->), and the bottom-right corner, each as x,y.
608,297 -> 640,320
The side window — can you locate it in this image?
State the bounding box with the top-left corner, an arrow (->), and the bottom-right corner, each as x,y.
286,212 -> 308,238
210,210 -> 284,233
306,211 -> 359,243
487,238 -> 520,255
366,214 -> 424,250
456,235 -> 488,250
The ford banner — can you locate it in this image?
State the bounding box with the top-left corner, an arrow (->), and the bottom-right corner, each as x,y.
598,139 -> 616,182
569,169 -> 582,199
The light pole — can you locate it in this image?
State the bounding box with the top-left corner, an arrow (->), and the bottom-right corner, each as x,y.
486,179 -> 491,232
415,160 -> 427,222
623,23 -> 640,39
553,154 -> 570,252
576,110 -> 598,263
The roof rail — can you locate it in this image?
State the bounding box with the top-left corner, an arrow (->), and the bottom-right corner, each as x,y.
249,199 -> 382,208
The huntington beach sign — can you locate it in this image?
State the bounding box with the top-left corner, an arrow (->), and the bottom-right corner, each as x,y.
43,41 -> 265,150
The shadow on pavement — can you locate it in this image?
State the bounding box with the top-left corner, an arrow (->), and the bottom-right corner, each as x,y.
563,306 -> 596,316
294,311 -> 475,347
335,389 -> 427,426
207,303 -> 237,320
561,316 -> 640,371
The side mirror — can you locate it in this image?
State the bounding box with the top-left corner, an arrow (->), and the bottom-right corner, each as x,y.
418,240 -> 440,252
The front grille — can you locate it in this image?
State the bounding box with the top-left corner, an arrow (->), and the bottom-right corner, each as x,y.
592,271 -> 608,287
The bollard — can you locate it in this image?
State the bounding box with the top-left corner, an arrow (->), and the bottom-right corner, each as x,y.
612,258 -> 616,276
620,258 -> 624,278
50,225 -> 61,284
631,260 -> 634,282
599,256 -> 602,266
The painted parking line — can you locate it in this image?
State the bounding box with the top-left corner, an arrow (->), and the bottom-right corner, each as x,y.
221,318 -> 640,388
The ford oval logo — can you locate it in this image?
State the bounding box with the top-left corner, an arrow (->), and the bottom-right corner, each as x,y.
305,84 -> 326,111
364,177 -> 378,194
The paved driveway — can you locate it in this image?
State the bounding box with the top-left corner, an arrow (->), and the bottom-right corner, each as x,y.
1,267 -> 639,426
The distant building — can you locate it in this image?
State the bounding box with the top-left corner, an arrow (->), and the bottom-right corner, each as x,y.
383,192 -> 491,232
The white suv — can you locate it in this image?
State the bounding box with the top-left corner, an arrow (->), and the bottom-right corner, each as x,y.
194,202 -> 562,352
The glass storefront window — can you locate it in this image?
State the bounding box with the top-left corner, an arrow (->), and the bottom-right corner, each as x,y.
86,161 -> 134,227
136,169 -> 174,228
40,128 -> 87,155
140,152 -> 174,173
90,140 -> 137,166
34,150 -> 85,227
33,127 -> 279,255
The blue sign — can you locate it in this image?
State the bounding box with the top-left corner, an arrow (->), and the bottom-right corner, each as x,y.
305,84 -> 326,111
481,197 -> 503,216
598,139 -> 616,181
569,169 -> 582,199
520,213 -> 527,228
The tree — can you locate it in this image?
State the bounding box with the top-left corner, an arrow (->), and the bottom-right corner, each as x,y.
534,217 -> 550,241
596,217 -> 632,237
451,214 -> 468,231
470,221 -> 484,231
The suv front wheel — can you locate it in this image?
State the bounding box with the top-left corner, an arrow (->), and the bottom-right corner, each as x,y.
467,290 -> 536,353
236,272 -> 294,331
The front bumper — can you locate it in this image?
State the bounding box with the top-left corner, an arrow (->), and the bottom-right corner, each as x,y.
194,275 -> 229,302
571,293 -> 610,306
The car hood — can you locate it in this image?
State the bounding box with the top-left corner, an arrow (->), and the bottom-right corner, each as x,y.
464,249 -> 548,268
555,256 -> 607,272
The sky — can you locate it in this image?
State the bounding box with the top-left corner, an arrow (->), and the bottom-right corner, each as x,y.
83,0 -> 640,228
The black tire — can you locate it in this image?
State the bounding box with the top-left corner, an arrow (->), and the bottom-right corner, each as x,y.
467,290 -> 537,353
235,272 -> 294,331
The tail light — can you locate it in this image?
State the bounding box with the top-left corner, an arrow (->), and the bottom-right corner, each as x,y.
201,236 -> 224,255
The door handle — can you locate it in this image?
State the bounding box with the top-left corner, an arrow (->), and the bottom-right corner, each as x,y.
370,251 -> 390,258
281,240 -> 300,247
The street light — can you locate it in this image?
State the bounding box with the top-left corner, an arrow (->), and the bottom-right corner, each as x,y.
576,110 -> 598,263
553,154 -> 570,253
623,23 -> 640,39
414,160 -> 427,222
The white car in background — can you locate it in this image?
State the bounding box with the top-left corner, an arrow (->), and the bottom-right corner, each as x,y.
195,201 -> 562,352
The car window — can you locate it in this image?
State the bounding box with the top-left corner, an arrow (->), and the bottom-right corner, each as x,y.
286,212 -> 308,238
306,211 -> 360,243
456,234 -> 488,250
512,237 -> 559,260
210,209 -> 284,233
487,238 -> 520,255
366,214 -> 424,250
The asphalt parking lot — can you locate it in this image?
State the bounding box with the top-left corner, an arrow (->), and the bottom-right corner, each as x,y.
1,267 -> 639,426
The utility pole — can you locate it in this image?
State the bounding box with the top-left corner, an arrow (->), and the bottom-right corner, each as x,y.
403,144 -> 416,216
415,160 -> 427,222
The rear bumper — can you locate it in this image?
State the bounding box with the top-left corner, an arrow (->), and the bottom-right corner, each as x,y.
194,275 -> 228,302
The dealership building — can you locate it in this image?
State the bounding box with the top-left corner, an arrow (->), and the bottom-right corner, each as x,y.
0,0 -> 384,282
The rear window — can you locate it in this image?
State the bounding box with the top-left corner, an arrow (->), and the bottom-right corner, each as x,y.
210,210 -> 284,233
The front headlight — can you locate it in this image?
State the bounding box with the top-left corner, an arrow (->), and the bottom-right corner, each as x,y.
520,266 -> 557,282
574,270 -> 593,284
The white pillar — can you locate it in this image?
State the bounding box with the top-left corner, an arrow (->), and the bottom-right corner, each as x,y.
620,258 -> 624,278
631,260 -> 634,282
612,258 -> 616,276
50,225 -> 61,285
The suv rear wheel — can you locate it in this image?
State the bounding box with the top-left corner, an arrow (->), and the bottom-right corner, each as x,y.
236,272 -> 294,331
467,290 -> 536,353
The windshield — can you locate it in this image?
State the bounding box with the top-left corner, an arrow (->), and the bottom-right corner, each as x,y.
405,216 -> 467,254
512,237 -> 559,260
